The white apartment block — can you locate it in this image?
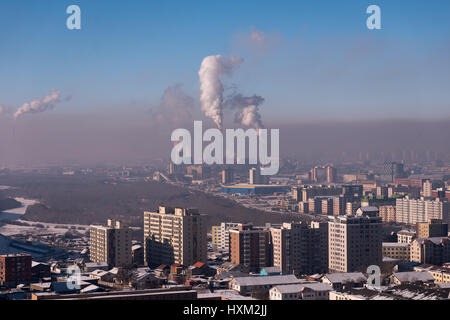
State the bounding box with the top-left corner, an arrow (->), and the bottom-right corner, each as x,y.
212,222 -> 249,252
396,197 -> 450,225
89,219 -> 132,268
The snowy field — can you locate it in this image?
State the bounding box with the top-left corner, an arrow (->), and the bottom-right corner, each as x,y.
0,197 -> 89,236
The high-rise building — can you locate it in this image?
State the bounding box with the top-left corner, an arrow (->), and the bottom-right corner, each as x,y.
143,206 -> 207,267
423,180 -> 433,198
342,185 -> 363,201
90,219 -> 132,267
292,187 -> 301,202
229,224 -> 271,273
328,210 -> 382,273
310,167 -> 318,183
416,219 -> 449,239
211,222 -> 251,252
383,162 -> 405,182
249,167 -> 260,185
396,197 -> 450,225
221,168 -> 234,184
380,205 -> 396,223
270,221 -> 328,275
326,165 -> 337,184
0,254 -> 32,288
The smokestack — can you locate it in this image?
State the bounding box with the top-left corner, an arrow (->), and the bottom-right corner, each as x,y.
198,54 -> 243,129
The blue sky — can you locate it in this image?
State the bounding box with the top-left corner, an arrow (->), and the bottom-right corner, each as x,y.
1,0 -> 450,121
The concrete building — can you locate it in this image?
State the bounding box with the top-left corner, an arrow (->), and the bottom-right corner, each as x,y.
423,180 -> 433,198
416,219 -> 448,239
300,185 -> 343,202
410,237 -> 450,265
397,230 -> 416,244
269,283 -> 332,300
328,210 -> 382,273
270,221 -> 328,275
326,166 -> 337,184
229,274 -> 302,296
221,168 -> 234,185
380,205 -> 396,223
415,265 -> 450,285
396,196 -> 450,225
89,219 -> 132,268
321,272 -> 367,291
143,206 -> 207,267
382,243 -> 411,262
249,168 -> 260,185
211,222 -> 251,252
229,224 -> 271,273
0,254 -> 32,288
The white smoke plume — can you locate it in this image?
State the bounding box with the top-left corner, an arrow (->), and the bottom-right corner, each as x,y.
198,54 -> 243,129
226,94 -> 265,129
14,89 -> 62,120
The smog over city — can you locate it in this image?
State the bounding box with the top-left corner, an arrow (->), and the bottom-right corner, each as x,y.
0,0 -> 450,310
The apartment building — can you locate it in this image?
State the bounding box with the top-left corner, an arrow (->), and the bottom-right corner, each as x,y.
211,222 -> 251,252
382,243 -> 411,261
410,237 -> 450,265
416,219 -> 448,239
143,206 -> 207,267
89,219 -> 132,267
379,205 -> 396,223
415,265 -> 450,285
397,230 -> 416,244
328,210 -> 382,273
0,254 -> 32,288
229,224 -> 271,273
270,221 -> 328,275
396,196 -> 450,225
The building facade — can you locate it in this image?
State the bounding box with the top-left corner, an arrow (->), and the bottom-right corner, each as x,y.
380,205 -> 396,223
270,222 -> 328,275
229,224 -> 271,273
0,254 -> 32,288
143,206 -> 207,267
416,219 -> 448,239
211,222 -> 252,252
396,197 -> 450,225
328,211 -> 382,273
90,219 -> 132,267
410,237 -> 450,265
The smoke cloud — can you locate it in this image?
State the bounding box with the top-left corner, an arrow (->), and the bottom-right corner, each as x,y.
151,84 -> 195,128
198,54 -> 243,129
14,89 -> 62,120
225,94 -> 265,129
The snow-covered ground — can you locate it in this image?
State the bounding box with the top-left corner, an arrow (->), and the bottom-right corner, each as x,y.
0,197 -> 89,236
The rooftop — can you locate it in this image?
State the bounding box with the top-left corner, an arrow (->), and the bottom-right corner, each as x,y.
392,271 -> 435,283
232,274 -> 302,287
323,272 -> 367,284
272,283 -> 332,294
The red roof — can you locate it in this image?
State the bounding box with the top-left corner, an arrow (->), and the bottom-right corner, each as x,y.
193,262 -> 205,268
